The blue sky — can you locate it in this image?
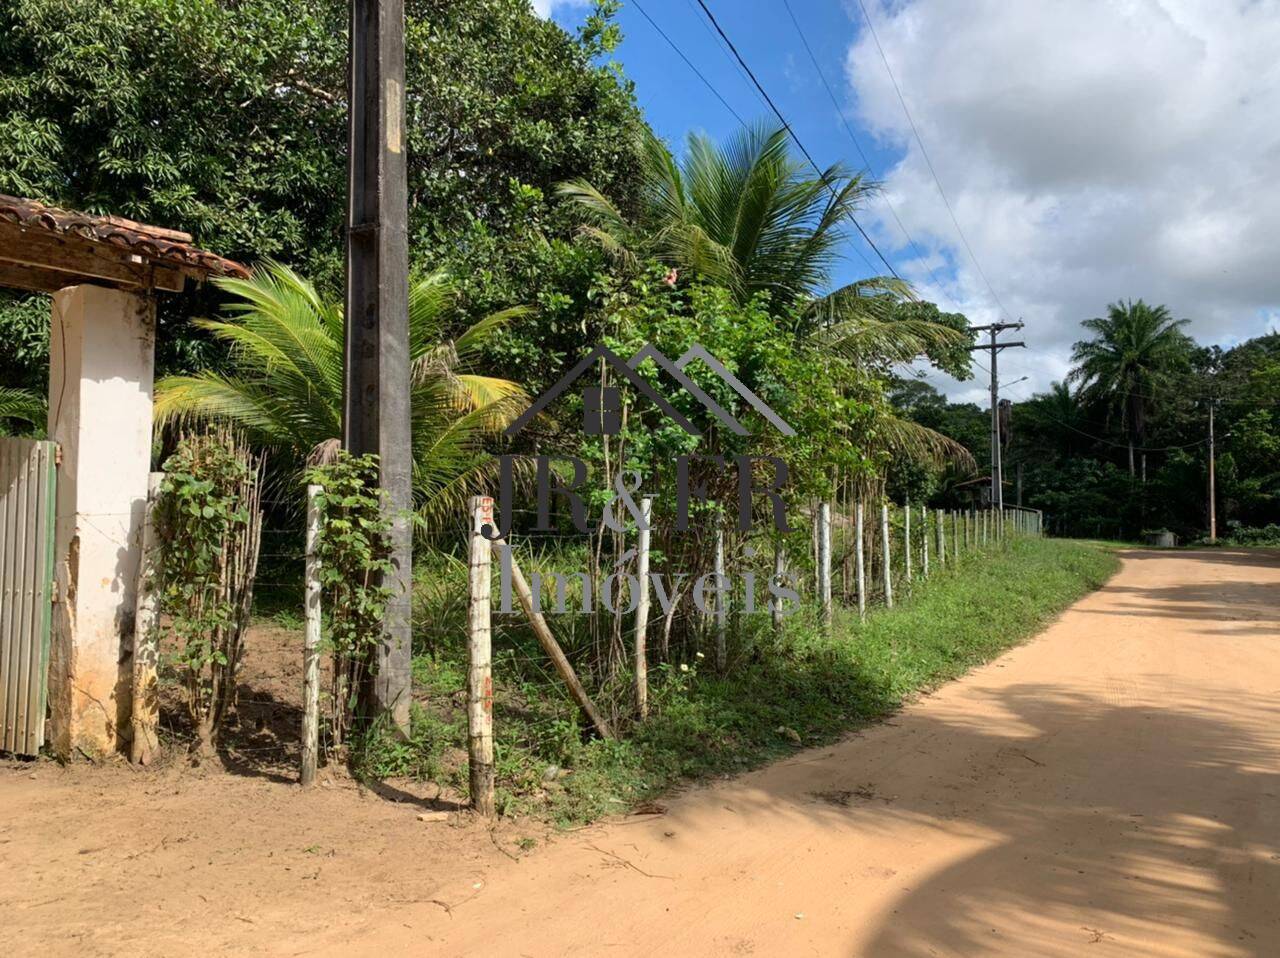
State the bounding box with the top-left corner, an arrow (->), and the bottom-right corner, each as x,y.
551,0 -> 933,296
538,1 -> 1280,405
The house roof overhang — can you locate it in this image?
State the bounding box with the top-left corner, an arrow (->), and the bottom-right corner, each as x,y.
0,194 -> 249,295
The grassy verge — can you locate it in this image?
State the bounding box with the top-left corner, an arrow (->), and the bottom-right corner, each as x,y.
357,537 -> 1118,825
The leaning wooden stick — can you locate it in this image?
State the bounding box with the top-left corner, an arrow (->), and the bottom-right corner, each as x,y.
489,536 -> 615,739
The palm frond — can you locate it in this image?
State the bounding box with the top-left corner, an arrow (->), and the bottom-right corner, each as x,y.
0,387 -> 44,432
879,413 -> 977,472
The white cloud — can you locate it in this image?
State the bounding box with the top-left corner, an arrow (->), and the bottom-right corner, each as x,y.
531,0 -> 590,19
846,0 -> 1280,402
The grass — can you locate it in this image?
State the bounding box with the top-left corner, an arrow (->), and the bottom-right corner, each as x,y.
355,537 -> 1119,826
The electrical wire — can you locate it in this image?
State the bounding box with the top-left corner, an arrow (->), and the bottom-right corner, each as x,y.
779,0 -> 957,307
627,0 -> 880,276
851,0 -> 1013,321
690,0 -> 903,280
629,0 -> 748,127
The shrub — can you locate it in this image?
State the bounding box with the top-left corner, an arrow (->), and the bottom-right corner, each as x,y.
156,428 -> 264,756
305,451 -> 393,754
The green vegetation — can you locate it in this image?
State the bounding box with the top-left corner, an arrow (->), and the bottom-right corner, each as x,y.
0,0 -> 1179,811
0,386 -> 43,436
154,429 -> 264,755
356,537 -> 1117,825
154,262 -> 527,523
306,453 -> 394,750
897,304 -> 1280,542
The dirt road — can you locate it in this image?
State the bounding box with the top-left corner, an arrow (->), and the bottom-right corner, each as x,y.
3,549 -> 1279,956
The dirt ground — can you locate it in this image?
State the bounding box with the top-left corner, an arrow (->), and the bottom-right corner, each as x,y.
2,548 -> 1279,957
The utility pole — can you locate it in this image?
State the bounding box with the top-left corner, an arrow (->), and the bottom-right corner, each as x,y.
1207,400 -> 1217,543
969,322 -> 1025,511
345,0 -> 412,734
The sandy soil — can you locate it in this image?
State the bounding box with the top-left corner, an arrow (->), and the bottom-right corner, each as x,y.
2,548 -> 1278,957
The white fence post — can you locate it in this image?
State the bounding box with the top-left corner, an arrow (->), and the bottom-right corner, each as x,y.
634,497 -> 652,719
772,540 -> 786,634
818,501 -> 832,627
903,500 -> 912,587
714,521 -> 728,667
855,501 -> 866,619
301,484 -> 322,787
880,503 -> 893,609
129,472 -> 165,766
921,503 -> 929,578
467,496 -> 495,817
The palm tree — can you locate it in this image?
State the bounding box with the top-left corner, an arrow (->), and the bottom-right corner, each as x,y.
561,124 -> 972,472
1069,299 -> 1191,478
155,261 -> 529,526
561,123 -> 877,304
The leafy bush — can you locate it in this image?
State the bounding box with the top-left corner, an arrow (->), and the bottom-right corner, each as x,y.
306,451 -> 393,754
156,429 -> 264,755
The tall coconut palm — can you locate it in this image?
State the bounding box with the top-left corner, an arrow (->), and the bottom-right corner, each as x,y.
155,261 -> 529,525
1069,299 -> 1191,478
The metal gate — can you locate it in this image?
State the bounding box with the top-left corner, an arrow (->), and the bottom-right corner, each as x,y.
0,438 -> 57,756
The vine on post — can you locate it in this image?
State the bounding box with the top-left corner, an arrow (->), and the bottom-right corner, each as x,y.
305,451 -> 393,755
155,428 -> 264,757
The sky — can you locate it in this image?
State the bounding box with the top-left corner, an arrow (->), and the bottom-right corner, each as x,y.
537,0 -> 1280,406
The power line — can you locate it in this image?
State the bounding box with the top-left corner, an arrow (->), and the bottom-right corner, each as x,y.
852,0 -> 1013,321
629,0 -> 880,277
681,0 -> 770,115
691,0 -> 903,280
779,0 -> 957,308
630,0 -> 747,127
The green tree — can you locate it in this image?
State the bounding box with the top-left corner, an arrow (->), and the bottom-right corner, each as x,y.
154,262 -> 528,525
561,124 -> 973,484
0,0 -> 645,392
1069,299 -> 1192,477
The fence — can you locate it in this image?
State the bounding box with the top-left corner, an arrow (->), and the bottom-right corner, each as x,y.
458,495 -> 1043,814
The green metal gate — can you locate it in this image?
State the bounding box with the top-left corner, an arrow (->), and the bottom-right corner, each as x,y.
0,438 -> 57,756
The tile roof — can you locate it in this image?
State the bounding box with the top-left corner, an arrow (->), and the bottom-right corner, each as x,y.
0,193 -> 249,290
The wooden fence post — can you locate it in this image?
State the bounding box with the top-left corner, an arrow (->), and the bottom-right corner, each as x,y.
880,503 -> 893,609
952,511 -> 960,564
937,508 -> 946,568
634,497 -> 652,719
467,496 -> 495,817
818,501 -> 832,627
772,540 -> 786,634
903,500 -> 912,587
921,504 -> 929,578
129,472 -> 165,766
714,520 -> 728,667
301,484 -> 322,787
855,501 -> 866,619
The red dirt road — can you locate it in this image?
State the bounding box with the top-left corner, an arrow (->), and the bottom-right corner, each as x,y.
3,548 -> 1279,956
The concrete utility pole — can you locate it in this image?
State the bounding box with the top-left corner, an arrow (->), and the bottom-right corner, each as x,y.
345,0 -> 413,733
1207,401 -> 1217,543
969,322 -> 1025,511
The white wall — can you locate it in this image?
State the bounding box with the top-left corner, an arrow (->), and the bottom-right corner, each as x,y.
47,284 -> 154,756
